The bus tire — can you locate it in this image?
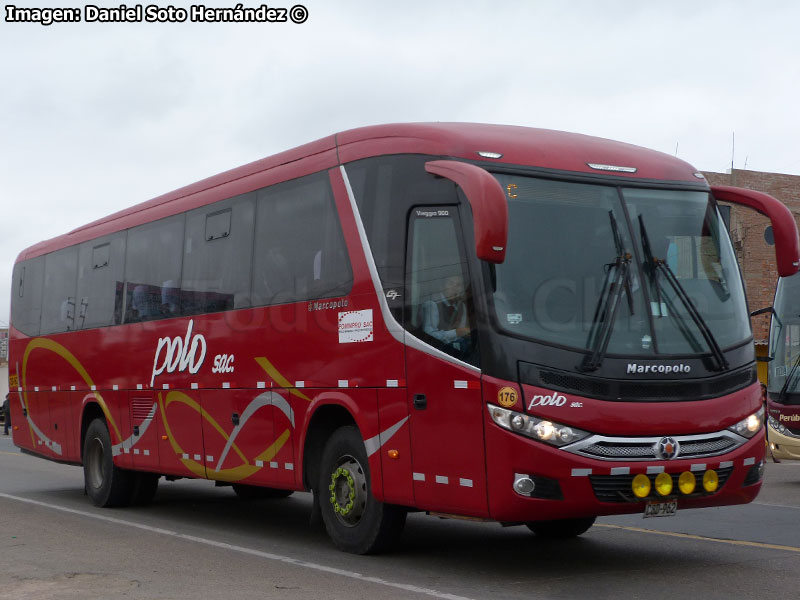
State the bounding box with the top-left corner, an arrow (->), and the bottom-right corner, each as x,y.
83,418 -> 134,507
232,484 -> 294,499
319,426 -> 406,554
525,516 -> 596,538
131,473 -> 160,506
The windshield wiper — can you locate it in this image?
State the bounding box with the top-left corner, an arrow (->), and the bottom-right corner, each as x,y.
639,215 -> 729,371
580,211 -> 634,372
778,352 -> 800,403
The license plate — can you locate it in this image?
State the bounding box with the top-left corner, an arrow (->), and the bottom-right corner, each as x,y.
643,499 -> 677,518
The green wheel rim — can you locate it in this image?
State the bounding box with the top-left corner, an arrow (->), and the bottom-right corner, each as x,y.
328,455 -> 367,527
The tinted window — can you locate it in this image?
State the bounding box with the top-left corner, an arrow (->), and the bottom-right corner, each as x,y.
406,207 -> 478,366
182,193 -> 256,315
77,233 -> 126,329
252,173 -> 352,306
41,247 -> 79,334
123,214 -> 184,323
345,155 -> 457,321
11,257 -> 45,336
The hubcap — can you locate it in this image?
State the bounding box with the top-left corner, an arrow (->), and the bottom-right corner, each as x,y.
86,436 -> 105,490
328,455 -> 367,527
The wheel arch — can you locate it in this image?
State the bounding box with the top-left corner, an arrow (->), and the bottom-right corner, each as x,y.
302,403 -> 358,492
80,402 -> 107,463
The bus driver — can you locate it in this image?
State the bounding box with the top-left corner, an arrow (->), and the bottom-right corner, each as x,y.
422,274 -> 472,356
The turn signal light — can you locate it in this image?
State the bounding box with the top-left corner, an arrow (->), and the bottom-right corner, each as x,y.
655,472 -> 673,496
702,469 -> 719,493
632,473 -> 651,498
387,449 -> 399,459
678,471 -> 696,495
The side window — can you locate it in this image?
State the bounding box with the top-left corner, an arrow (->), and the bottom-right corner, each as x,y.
182,193 -> 256,315
406,207 -> 478,366
11,257 -> 45,336
252,173 -> 352,306
41,247 -> 79,333
76,232 -> 126,329
123,214 -> 184,323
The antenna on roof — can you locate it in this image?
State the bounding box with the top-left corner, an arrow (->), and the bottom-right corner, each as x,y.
675,142 -> 679,156
731,131 -> 735,171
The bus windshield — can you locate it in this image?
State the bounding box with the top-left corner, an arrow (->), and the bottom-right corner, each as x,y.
768,273 -> 800,396
490,175 -> 750,359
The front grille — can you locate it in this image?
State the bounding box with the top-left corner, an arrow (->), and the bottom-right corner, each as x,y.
589,467 -> 733,503
567,431 -> 744,462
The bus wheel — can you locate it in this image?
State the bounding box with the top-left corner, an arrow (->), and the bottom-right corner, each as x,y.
131,473 -> 160,506
83,418 -> 133,507
232,484 -> 294,499
525,517 -> 596,538
319,426 -> 406,554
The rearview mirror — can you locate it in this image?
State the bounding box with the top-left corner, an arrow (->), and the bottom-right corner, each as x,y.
425,160 -> 508,263
712,186 -> 799,277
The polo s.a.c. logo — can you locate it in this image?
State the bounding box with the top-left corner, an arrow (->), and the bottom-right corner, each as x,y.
150,319 -> 207,386
527,392 -> 567,410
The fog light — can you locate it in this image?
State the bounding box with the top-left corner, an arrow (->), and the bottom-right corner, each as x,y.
702,470 -> 719,493
678,471 -> 696,495
655,472 -> 673,496
513,473 -> 535,496
632,473 -> 651,498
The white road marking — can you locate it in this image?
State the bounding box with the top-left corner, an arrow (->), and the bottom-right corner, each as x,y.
0,492 -> 476,600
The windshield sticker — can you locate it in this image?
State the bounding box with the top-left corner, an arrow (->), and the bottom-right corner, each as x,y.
338,309 -> 374,343
506,313 -> 522,325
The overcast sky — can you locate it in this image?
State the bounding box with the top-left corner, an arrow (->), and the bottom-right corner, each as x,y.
1,0 -> 799,326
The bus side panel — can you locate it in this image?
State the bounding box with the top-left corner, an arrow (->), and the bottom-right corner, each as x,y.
157,389 -> 206,478
51,391 -> 78,462
405,347 -> 488,516
16,390 -> 49,455
199,387 -> 298,487
376,387 -> 414,507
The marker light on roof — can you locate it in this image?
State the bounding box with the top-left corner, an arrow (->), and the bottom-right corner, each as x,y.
587,163 -> 637,173
477,151 -> 503,159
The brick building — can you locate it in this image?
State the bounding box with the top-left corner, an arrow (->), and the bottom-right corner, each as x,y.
702,169 -> 800,377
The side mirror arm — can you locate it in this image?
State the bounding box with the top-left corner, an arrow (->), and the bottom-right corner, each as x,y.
712,185 -> 799,277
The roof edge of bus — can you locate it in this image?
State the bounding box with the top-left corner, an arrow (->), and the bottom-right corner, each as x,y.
16,122 -> 703,262
334,122 -> 702,182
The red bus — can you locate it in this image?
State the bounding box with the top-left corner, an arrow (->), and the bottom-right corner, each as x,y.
9,123 -> 799,553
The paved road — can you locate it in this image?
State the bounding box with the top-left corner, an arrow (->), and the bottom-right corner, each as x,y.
1,434 -> 799,599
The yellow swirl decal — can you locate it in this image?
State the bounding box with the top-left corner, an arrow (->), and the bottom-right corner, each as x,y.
22,338 -> 122,445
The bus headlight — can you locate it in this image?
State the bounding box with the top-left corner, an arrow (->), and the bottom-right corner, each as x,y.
488,405 -> 590,447
768,415 -> 788,435
728,406 -> 764,439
